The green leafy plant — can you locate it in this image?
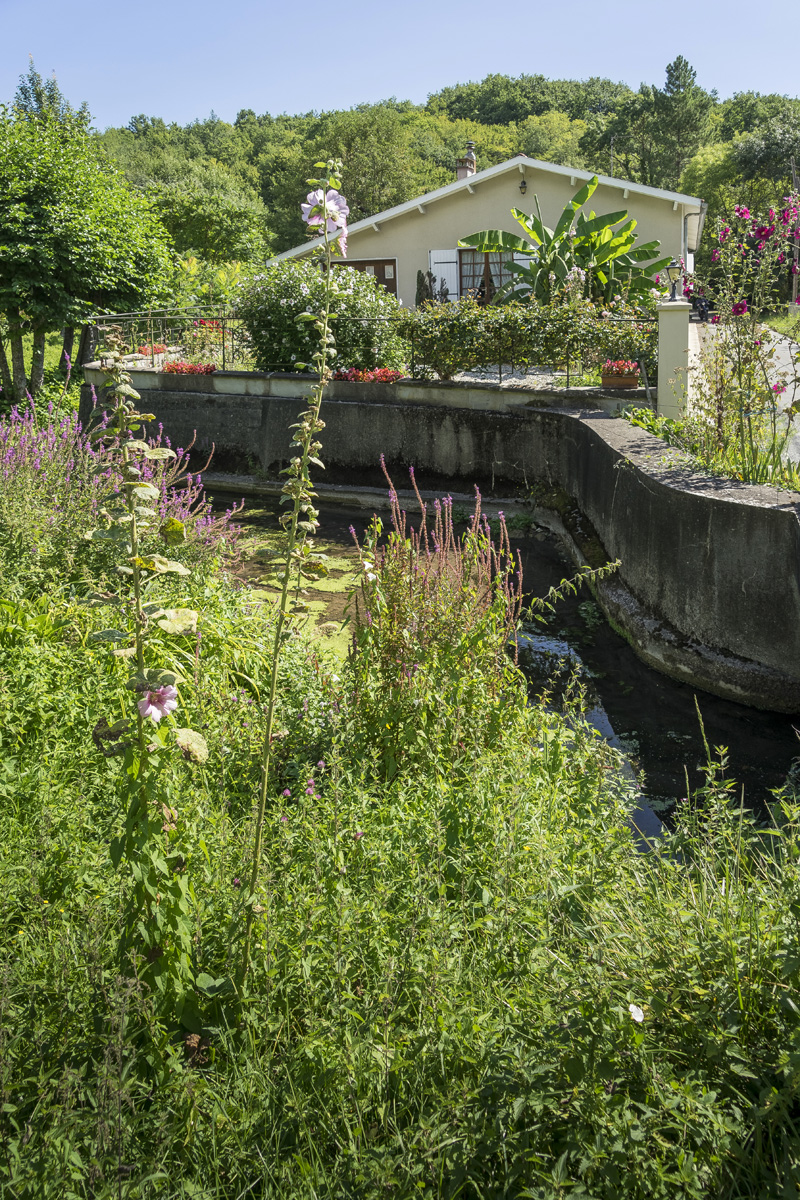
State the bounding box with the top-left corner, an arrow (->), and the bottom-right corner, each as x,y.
0,104 -> 172,400
459,174 -> 670,303
397,296 -> 656,380
237,258 -> 406,373
239,159 -> 348,987
631,196 -> 800,488
85,327 -> 209,1022
344,464 -> 524,780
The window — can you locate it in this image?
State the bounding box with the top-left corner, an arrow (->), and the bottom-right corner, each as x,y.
459,250 -> 517,304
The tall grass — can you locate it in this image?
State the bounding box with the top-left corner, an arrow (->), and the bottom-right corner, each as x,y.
1,403 -> 800,1196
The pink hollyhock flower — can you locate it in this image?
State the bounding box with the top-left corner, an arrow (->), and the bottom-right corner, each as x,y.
732,300 -> 748,316
301,188 -> 350,236
710,314 -> 720,324
137,684 -> 178,723
773,383 -> 787,394
337,225 -> 347,257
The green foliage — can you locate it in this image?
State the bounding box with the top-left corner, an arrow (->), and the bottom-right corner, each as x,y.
345,476 -> 524,780
237,259 -> 406,372
13,56 -> 90,126
0,104 -> 172,399
595,58 -> 716,191
397,296 -> 657,380
148,160 -> 271,263
460,174 -> 669,303
4,571 -> 800,1194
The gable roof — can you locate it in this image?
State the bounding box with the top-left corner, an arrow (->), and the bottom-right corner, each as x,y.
274,155 -> 706,261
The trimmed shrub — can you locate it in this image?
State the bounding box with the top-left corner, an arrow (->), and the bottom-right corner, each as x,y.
396,297 -> 657,380
237,261 -> 407,373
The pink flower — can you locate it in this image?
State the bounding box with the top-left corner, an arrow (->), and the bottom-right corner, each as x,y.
773,383 -> 787,394
137,684 -> 178,724
337,226 -> 347,258
354,830 -> 365,840
710,314 -> 720,324
711,248 -> 720,262
732,300 -> 748,316
301,188 -> 350,236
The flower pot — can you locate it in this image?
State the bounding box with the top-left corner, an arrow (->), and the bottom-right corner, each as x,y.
601,374 -> 639,389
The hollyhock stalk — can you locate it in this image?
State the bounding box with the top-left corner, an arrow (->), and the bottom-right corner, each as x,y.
239,159 -> 346,987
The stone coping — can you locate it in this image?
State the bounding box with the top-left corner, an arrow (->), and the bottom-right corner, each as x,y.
82,364 -> 651,415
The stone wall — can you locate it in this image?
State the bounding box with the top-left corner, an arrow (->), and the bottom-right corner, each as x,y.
80,368 -> 800,711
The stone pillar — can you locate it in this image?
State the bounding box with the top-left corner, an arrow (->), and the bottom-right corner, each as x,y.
656,300 -> 691,420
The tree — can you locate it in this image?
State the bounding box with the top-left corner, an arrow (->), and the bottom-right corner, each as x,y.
518,111 -> 587,167
14,56 -> 90,126
733,113 -> 800,191
0,106 -> 172,400
717,91 -> 795,142
654,57 -> 716,188
599,86 -> 663,187
148,161 -> 271,262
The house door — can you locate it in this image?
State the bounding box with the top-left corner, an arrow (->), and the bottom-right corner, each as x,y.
336,259 -> 397,296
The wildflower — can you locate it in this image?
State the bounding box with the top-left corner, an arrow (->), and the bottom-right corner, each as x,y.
354,830 -> 365,840
317,760 -> 325,770
629,1003 -> 644,1023
137,685 -> 178,723
280,815 -> 288,824
283,788 -> 291,797
233,877 -> 241,888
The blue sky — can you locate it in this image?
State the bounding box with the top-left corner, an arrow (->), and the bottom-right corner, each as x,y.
1,0 -> 798,128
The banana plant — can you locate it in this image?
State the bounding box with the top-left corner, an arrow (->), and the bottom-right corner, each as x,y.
459,175 -> 671,303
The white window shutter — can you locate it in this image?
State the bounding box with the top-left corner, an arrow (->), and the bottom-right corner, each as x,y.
428,250 -> 460,301
511,250 -> 532,295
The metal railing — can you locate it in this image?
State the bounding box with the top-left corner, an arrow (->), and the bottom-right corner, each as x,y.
85,306 -> 657,387
86,308 -> 255,373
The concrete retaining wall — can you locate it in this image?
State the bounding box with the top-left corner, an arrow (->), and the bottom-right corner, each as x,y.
80,368 -> 800,711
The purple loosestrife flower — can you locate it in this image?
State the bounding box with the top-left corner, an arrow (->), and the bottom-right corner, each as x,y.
137,685 -> 178,724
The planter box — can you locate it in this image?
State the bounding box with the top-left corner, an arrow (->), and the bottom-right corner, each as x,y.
601,374 -> 640,389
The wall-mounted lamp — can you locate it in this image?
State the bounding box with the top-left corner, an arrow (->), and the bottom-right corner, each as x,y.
519,177 -> 527,196
666,258 -> 681,302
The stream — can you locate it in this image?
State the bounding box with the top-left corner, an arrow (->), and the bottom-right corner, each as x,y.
218,490 -> 800,823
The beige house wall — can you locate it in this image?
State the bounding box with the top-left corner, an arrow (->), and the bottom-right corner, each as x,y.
331,167 -> 693,307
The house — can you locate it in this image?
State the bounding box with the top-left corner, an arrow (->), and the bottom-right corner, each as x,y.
273,146 -> 707,307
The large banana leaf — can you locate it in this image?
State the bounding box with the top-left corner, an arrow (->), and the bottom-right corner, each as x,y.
575,209 -> 630,239
459,171 -> 666,305
458,229 -> 535,255
551,174 -> 599,240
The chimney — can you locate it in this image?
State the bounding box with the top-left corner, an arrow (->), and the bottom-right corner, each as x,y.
456,141 -> 477,180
